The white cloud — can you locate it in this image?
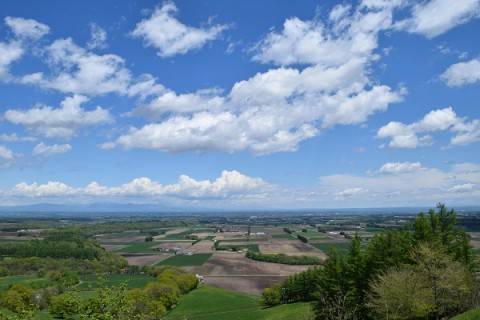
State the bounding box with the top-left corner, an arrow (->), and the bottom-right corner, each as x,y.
0,145 -> 14,160
448,183 -> 475,193
311,162 -> 480,206
440,58 -> 480,87
4,16 -> 49,39
127,74 -> 166,100
376,107 -> 480,148
451,119 -> 480,146
397,0 -> 480,38
4,95 -> 112,138
13,181 -> 76,197
0,133 -> 36,142
20,38 -> 131,96
131,2 -> 228,57
0,145 -> 17,169
252,6 -> 394,66
0,41 -> 23,81
112,3 -> 405,155
334,187 -> 366,199
9,170 -> 270,200
133,89 -> 225,118
378,161 -> 423,174
32,142 -> 72,157
87,23 -> 108,50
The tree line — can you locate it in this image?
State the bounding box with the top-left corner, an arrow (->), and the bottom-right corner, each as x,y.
246,250 -> 322,265
262,204 -> 478,319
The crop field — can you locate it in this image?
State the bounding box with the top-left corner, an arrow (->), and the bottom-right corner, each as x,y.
159,229 -> 195,240
246,244 -> 260,252
186,251 -> 310,294
271,234 -> 296,239
78,274 -> 157,290
120,253 -> 171,265
259,240 -> 326,259
220,238 -> 268,242
157,253 -> 213,266
292,230 -> 324,237
115,241 -> 163,253
310,241 -> 351,253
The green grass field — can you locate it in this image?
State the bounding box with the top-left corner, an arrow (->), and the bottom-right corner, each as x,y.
157,253 -> 213,266
451,307 -> 480,320
164,285 -> 313,319
0,275 -> 55,290
246,244 -> 260,252
162,229 -> 195,240
220,238 -> 267,242
115,241 -> 163,253
293,230 -> 323,237
78,274 -> 157,290
271,234 -> 296,239
311,241 -> 351,253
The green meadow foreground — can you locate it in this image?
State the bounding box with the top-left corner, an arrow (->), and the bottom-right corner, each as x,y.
0,204 -> 479,319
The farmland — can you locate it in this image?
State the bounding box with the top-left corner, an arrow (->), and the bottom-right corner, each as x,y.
1,207 -> 480,318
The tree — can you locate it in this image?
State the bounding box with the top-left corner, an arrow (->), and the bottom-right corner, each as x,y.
262,283 -> 282,306
49,294 -> 80,319
368,243 -> 479,320
145,236 -> 153,242
3,285 -> 36,314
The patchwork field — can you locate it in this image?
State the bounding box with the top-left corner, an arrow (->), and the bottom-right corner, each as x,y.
157,253 -> 213,266
185,251 -> 310,295
120,253 -> 171,266
258,240 -> 326,259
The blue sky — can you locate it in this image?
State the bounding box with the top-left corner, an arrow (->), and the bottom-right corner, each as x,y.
0,0 -> 479,209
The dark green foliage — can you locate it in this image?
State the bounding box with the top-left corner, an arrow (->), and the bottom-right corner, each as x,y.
283,228 -> 292,234
261,204 -> 478,320
145,235 -> 154,242
245,250 -> 322,265
297,234 -> 308,243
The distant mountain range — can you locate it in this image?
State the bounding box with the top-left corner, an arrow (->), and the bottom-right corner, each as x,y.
0,202 -> 478,215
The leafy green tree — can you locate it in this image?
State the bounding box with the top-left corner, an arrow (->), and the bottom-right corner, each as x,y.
262,283 -> 282,306
49,294 -> 80,319
3,285 -> 36,314
368,243 -> 478,319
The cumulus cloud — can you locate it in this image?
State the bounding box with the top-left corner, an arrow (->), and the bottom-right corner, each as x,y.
108,3 -> 404,155
0,41 -> 23,81
4,16 -> 49,39
0,145 -> 14,160
448,183 -> 475,193
4,95 -> 112,138
133,89 -> 225,118
440,58 -> 480,87
312,162 -> 480,206
32,142 -> 72,157
378,161 -> 423,174
9,170 -> 270,200
0,133 -> 36,142
252,4 -> 395,66
334,187 -> 366,199
131,2 -> 228,57
87,22 -> 108,50
20,38 -> 131,96
396,0 -> 480,38
377,107 -> 480,148
0,145 -> 17,169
